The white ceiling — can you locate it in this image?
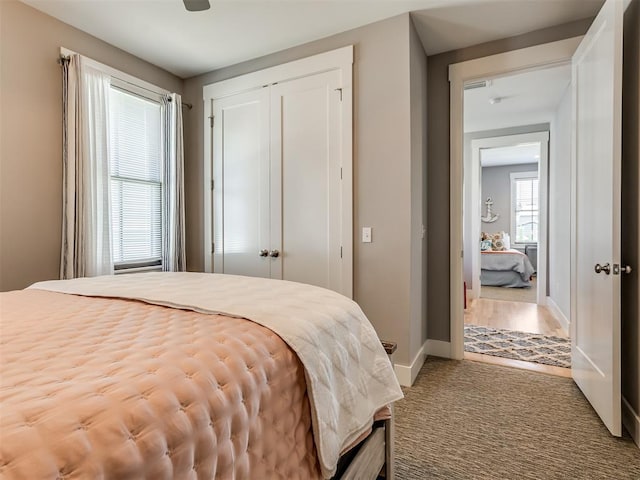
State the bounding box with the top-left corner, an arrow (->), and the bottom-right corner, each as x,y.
464,64 -> 572,133
20,0 -> 603,78
480,143 -> 540,167
411,0 -> 601,58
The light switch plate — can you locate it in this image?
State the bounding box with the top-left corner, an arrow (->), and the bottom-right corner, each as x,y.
362,227 -> 372,243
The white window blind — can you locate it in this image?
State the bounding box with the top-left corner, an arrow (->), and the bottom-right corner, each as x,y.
109,87 -> 163,268
511,172 -> 539,244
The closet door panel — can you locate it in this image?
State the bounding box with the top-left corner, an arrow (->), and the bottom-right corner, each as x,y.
270,70 -> 342,290
213,88 -> 270,277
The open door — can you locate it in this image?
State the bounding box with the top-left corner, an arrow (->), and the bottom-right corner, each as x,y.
571,0 -> 624,436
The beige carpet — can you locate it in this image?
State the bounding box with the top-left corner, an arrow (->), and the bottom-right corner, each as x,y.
394,358 -> 640,479
481,277 -> 537,303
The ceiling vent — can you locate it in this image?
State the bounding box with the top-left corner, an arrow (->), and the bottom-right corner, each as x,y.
183,0 -> 210,11
464,80 -> 492,91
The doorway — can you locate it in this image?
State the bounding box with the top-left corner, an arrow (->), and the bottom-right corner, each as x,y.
448,37 -> 581,361
466,132 -> 549,306
461,66 -> 570,374
448,0 -> 626,440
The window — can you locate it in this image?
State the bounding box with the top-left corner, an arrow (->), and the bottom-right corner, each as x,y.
60,50 -> 184,279
109,84 -> 164,270
510,171 -> 538,244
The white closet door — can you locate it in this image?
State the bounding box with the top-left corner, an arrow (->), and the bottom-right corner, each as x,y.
212,88 -> 271,278
270,70 -> 343,292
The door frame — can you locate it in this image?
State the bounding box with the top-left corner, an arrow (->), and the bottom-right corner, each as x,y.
468,132 -> 549,305
448,37 -> 582,360
202,46 -> 354,298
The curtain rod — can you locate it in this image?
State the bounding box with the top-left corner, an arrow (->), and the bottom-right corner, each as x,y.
57,54 -> 193,110
168,97 -> 193,110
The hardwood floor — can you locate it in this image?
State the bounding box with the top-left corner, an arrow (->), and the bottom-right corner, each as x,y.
480,278 -> 537,304
464,352 -> 572,377
465,297 -> 568,338
464,296 -> 570,376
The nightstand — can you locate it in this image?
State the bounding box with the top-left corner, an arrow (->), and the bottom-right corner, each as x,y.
381,341 -> 397,364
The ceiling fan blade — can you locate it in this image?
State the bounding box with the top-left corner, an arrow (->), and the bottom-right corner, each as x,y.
183,0 -> 210,12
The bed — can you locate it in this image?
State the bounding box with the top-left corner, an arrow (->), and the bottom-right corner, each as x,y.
0,272 -> 402,479
480,249 -> 535,288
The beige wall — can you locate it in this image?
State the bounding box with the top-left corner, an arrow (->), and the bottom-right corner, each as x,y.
182,14 -> 425,366
425,18 -> 594,341
549,87 -> 572,320
409,16 -> 428,362
0,1 -> 183,292
621,0 -> 640,434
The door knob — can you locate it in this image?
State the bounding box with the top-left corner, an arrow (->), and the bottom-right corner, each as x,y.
269,249 -> 280,258
258,249 -> 269,257
621,265 -> 632,274
594,263 -> 611,275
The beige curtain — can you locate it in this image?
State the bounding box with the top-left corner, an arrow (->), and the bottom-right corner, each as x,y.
161,93 -> 186,272
60,54 -> 113,279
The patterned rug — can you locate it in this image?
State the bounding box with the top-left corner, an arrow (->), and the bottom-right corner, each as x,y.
464,324 -> 571,368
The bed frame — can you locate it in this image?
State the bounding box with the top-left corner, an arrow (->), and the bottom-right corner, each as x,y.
480,269 -> 532,288
334,341 -> 397,480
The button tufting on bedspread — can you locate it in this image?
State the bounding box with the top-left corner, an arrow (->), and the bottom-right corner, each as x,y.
0,290 -> 321,479
29,272 -> 403,478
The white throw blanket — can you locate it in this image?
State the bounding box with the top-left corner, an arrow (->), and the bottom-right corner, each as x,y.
30,272 -> 403,478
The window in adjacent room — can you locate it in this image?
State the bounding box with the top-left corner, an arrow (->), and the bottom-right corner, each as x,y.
109,82 -> 164,270
510,171 -> 539,245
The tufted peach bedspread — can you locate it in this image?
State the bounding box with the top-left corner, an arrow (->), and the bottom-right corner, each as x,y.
26,272 -> 403,479
0,289 -> 322,479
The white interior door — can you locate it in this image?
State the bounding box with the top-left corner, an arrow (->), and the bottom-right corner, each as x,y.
212,88 -> 271,278
270,70 -> 343,292
571,0 -> 623,436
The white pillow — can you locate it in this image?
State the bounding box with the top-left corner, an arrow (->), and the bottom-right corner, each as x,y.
502,232 -> 511,250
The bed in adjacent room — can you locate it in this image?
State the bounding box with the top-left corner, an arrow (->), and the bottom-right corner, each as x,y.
479,232 -> 535,288
481,249 -> 535,288
0,272 -> 402,479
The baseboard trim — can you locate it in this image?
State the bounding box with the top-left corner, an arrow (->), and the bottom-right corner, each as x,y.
394,340 -> 428,387
425,339 -> 452,358
394,339 -> 454,386
622,396 -> 640,449
545,296 -> 570,336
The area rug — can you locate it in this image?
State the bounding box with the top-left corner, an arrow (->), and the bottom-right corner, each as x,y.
464,324 -> 570,368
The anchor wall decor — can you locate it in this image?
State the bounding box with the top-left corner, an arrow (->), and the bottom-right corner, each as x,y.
481,197 -> 499,223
